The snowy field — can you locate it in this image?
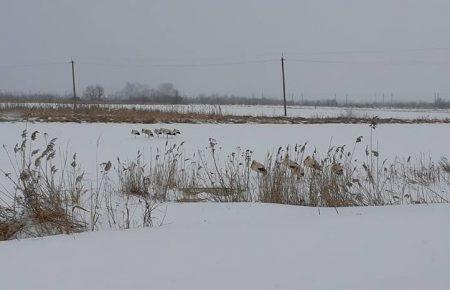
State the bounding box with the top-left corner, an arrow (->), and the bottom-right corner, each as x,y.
1,202 -> 449,290
2,102 -> 450,120
126,104 -> 450,120
1,121 -> 449,290
1,121 -> 448,183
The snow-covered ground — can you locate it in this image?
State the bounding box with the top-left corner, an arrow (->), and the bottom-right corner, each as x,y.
1,122 -> 448,185
2,102 -> 450,120
1,121 -> 448,289
1,203 -> 449,290
129,104 -> 450,120
1,121 -> 448,162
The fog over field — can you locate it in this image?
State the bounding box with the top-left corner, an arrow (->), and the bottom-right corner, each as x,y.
2,0 -> 450,101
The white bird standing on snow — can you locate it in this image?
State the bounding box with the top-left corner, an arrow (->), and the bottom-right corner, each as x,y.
131,129 -> 140,138
160,128 -> 173,136
153,128 -> 181,138
141,128 -> 154,137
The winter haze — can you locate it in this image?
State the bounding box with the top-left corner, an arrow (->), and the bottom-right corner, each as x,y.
1,0 -> 450,101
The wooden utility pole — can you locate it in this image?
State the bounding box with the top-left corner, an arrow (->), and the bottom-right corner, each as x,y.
281,54 -> 287,116
71,58 -> 77,109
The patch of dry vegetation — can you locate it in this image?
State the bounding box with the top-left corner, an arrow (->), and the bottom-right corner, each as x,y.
0,103 -> 449,124
1,125 -> 448,241
0,131 -> 162,241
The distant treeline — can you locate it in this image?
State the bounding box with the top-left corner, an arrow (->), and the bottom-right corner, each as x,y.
189,96 -> 450,109
1,82 -> 450,109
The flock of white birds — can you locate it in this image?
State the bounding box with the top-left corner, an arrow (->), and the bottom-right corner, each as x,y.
131,128 -> 181,138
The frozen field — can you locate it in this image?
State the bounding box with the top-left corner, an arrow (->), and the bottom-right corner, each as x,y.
2,102 -> 450,120
128,104 -> 450,120
1,202 -> 449,290
1,122 -> 448,183
1,121 -> 449,199
1,121 -> 449,290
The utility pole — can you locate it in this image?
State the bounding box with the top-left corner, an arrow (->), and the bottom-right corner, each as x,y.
281,53 -> 287,116
70,58 -> 77,109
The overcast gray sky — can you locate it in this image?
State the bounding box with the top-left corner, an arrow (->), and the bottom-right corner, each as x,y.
1,0 -> 450,101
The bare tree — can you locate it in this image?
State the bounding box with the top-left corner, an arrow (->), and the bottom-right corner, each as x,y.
83,85 -> 105,101
110,82 -> 183,104
156,83 -> 182,103
157,83 -> 177,96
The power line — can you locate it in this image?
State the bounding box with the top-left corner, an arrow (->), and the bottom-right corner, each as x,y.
0,61 -> 67,70
78,57 -> 450,68
285,46 -> 450,56
288,58 -> 450,66
77,52 -> 279,63
77,59 -> 278,68
73,46 -> 450,65
4,55 -> 450,70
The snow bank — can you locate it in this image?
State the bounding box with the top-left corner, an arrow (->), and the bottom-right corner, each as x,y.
1,203 -> 449,290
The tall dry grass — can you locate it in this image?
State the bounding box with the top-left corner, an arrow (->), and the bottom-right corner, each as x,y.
1,127 -> 449,241
0,131 -> 162,240
1,102 -> 449,124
